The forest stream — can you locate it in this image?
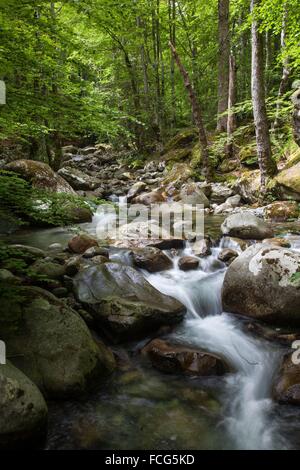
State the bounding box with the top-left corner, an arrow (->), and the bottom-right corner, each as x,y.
4,210 -> 300,451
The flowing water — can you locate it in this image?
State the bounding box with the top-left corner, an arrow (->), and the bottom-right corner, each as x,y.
3,210 -> 300,449
144,242 -> 284,450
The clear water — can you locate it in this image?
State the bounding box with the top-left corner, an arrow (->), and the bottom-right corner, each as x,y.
3,209 -> 300,450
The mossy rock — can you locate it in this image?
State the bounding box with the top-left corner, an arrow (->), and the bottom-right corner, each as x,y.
219,159 -> 239,173
276,161 -> 300,201
239,144 -> 259,168
0,286 -> 115,398
282,147 -> 300,170
163,147 -> 192,163
164,128 -> 198,153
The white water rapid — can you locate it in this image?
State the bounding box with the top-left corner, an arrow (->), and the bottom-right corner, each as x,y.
144,241 -> 286,450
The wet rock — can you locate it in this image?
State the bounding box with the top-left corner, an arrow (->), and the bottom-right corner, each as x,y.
221,237 -> 250,251
179,183 -> 210,207
68,234 -> 99,254
264,201 -> 299,222
0,362 -> 48,450
221,212 -> 274,240
73,263 -> 185,341
4,159 -> 75,194
30,259 -> 66,280
142,339 -> 229,376
178,256 -> 200,271
222,244 -> 300,325
65,256 -> 82,277
191,238 -> 212,257
82,246 -> 109,259
273,352 -> 300,405
130,247 -> 172,273
218,248 -> 238,264
0,286 -> 115,398
90,255 -> 108,265
246,322 -> 300,345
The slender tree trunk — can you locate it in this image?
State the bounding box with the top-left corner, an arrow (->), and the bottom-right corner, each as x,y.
217,0 -> 230,132
226,53 -> 237,157
274,3 -> 290,128
168,0 -> 176,128
251,0 -> 277,193
169,42 -> 212,180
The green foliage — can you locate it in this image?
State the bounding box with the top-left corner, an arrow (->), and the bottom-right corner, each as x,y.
0,170 -> 91,227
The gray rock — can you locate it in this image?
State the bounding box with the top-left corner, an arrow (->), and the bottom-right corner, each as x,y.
0,362 -> 47,450
273,352 -> 300,405
221,212 -> 273,240
179,183 -> 210,207
0,286 -> 115,398
73,263 -> 186,341
222,244 -> 300,325
58,167 -> 102,191
210,183 -> 233,204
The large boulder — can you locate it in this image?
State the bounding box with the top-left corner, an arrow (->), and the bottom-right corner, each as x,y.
0,286 -> 115,398
142,339 -> 229,376
130,247 -> 173,273
222,244 -> 300,325
221,212 -> 274,240
73,263 -> 186,341
4,160 -> 75,194
210,183 -> 234,204
0,362 -> 48,449
273,352 -> 300,406
57,167 -> 102,191
276,162 -> 300,201
179,183 -> 210,207
233,171 -> 260,203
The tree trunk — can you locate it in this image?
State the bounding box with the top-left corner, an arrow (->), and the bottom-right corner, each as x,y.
168,0 -> 176,128
226,53 -> 237,157
217,0 -> 230,132
169,42 -> 212,180
251,0 -> 277,193
274,3 -> 290,128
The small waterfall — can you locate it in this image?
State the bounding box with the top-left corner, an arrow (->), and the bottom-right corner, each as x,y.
144,240 -> 285,450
